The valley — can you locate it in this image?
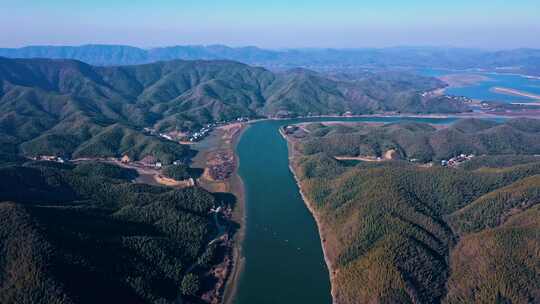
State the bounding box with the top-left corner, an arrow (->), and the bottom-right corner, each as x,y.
2,0 -> 540,303
1,55 -> 540,304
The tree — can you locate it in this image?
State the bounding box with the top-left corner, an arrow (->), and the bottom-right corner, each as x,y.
180,273 -> 200,296
163,164 -> 191,180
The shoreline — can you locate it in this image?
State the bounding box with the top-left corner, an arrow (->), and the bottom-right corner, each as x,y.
420,67 -> 540,80
279,127 -> 337,303
221,123 -> 249,304
491,86 -> 540,101
191,122 -> 250,304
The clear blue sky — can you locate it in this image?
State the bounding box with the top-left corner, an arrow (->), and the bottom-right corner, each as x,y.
2,0 -> 539,49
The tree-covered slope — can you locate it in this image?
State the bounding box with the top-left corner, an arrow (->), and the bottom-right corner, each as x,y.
445,205 -> 540,304
299,118 -> 540,162
289,119 -> 540,304
0,57 -> 464,161
0,160 -> 227,304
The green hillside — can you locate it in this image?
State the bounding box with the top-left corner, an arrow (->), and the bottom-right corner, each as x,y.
0,159 -> 229,304
289,119 -> 540,304
445,205 -> 540,304
0,57 -> 465,161
299,118 -> 540,162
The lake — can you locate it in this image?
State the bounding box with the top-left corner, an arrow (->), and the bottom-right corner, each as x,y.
418,68 -> 540,103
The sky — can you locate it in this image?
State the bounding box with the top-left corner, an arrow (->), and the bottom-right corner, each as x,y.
1,0 -> 540,49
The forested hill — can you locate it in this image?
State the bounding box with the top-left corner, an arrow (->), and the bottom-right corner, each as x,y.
0,160 -> 228,304
1,45 -> 539,76
299,118 -> 540,162
0,57 -> 464,162
289,119 -> 540,304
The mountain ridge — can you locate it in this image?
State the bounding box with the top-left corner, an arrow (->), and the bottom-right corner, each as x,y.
0,57 -> 463,162
1,45 -> 539,76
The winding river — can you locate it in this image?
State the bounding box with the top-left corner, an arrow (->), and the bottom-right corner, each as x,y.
232,116 -> 457,304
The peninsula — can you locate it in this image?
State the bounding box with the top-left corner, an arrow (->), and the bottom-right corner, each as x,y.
492,86 -> 540,100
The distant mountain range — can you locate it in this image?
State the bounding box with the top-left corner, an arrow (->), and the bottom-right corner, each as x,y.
0,57 -> 465,162
1,45 -> 540,75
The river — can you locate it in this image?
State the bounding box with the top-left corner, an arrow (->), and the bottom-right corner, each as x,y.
232,116 -> 457,304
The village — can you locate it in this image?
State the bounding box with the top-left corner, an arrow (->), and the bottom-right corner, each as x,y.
143,117 -> 250,143
29,115 -> 253,192
441,153 -> 475,167
31,152 -> 197,189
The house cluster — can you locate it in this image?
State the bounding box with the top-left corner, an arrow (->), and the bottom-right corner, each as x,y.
159,133 -> 173,141
143,127 -> 175,141
419,91 -> 473,103
188,117 -> 250,142
189,124 -> 214,142
121,154 -> 162,169
282,125 -> 299,135
209,205 -> 233,220
446,95 -> 473,103
32,155 -> 66,163
143,127 -> 157,135
441,154 -> 475,167
144,117 -> 251,143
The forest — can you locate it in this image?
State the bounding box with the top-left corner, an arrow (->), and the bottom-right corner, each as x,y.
291,119 -> 540,304
0,57 -> 470,164
299,118 -> 540,162
0,158 -> 229,304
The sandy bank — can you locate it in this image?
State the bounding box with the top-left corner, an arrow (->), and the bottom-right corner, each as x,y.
191,122 -> 249,304
491,87 -> 540,100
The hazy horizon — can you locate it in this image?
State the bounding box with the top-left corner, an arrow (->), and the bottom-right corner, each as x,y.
2,0 -> 539,49
1,43 -> 538,52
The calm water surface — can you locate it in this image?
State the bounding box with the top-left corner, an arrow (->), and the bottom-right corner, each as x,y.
418,68 -> 540,103
233,116 -> 456,304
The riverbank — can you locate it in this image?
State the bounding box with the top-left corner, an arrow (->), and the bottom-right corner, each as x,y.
279,127 -> 338,303
222,124 -> 248,304
190,122 -> 249,304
